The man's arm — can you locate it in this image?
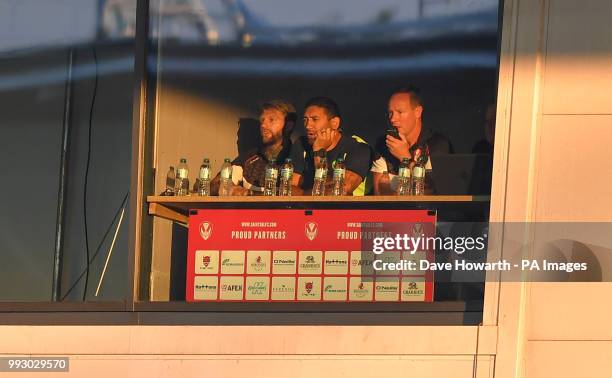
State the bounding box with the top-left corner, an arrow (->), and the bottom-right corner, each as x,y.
343,170 -> 363,195
210,172 -> 249,196
370,156 -> 397,195
291,173 -> 305,195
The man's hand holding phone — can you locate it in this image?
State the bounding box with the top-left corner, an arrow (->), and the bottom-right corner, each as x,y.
386,129 -> 411,161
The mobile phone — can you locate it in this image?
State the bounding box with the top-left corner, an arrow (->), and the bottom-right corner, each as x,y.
386,128 -> 401,140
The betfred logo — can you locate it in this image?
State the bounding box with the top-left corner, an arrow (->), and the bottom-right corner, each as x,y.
200,221 -> 213,240
305,222 -> 318,241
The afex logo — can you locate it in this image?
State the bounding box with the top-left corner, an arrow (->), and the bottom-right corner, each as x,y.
200,221 -> 213,240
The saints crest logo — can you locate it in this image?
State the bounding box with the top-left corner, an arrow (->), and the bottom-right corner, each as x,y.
411,223 -> 423,237
200,222 -> 213,240
305,222 -> 318,241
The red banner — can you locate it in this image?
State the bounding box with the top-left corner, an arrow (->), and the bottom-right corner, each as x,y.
187,209 -> 436,302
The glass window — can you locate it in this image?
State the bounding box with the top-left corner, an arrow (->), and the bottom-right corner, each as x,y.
0,0 -> 136,303
144,0 -> 500,324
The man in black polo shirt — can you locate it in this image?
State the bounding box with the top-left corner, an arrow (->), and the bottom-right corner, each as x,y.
371,85 -> 453,194
211,99 -> 296,195
290,97 -> 372,195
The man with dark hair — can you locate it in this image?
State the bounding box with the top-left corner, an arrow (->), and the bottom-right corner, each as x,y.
472,104 -> 496,155
290,96 -> 372,195
211,99 -> 296,195
372,85 -> 453,194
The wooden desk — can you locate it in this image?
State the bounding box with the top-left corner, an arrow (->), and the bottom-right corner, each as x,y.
147,195 -> 490,224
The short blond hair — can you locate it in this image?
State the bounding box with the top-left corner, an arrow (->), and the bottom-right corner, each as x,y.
260,99 -> 296,124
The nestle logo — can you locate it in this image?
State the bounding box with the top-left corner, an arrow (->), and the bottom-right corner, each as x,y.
376,285 -> 398,291
274,259 -> 295,264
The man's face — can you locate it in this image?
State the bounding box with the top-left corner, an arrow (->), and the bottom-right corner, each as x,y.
303,105 -> 337,145
259,108 -> 285,145
387,93 -> 423,137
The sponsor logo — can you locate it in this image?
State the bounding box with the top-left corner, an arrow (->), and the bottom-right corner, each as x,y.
250,255 -> 267,272
376,285 -> 399,291
202,255 -> 211,268
221,284 -> 243,292
300,255 -> 321,270
353,282 -> 369,298
247,281 -> 267,295
403,282 -> 424,295
194,284 -> 217,290
305,282 -> 313,294
325,259 -> 347,265
305,222 -> 318,241
351,259 -> 373,267
274,259 -> 295,265
272,284 -> 294,293
324,284 -> 347,294
199,222 -> 213,240
221,258 -> 242,267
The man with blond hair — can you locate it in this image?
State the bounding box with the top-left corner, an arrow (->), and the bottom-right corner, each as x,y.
212,99 -> 296,195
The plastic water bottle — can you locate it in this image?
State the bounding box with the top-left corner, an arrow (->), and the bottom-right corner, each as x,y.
197,158 -> 211,196
396,158 -> 411,195
279,158 -> 294,196
219,158 -> 233,196
312,154 -> 328,196
332,157 -> 346,196
410,158 -> 426,196
164,166 -> 175,196
264,159 -> 278,196
176,158 -> 190,196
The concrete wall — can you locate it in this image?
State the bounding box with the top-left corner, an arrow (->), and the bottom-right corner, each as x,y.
491,0 -> 612,377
